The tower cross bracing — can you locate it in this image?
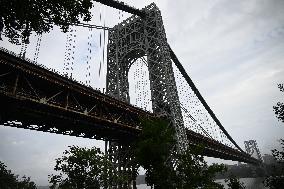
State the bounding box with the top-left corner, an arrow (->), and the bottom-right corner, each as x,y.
106,3 -> 188,152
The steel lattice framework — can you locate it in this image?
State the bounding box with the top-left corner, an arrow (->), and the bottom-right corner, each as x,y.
106,3 -> 188,152
244,140 -> 263,162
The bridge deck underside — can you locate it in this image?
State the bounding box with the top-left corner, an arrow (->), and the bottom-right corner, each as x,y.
187,130 -> 259,164
0,50 -> 259,164
0,50 -> 149,143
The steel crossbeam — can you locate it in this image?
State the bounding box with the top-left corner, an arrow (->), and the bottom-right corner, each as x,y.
93,0 -> 146,18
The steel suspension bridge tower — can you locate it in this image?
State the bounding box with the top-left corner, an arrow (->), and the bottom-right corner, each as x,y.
106,3 -> 188,152
0,1 -> 262,188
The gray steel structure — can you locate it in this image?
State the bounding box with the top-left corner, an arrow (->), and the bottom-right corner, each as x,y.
106,3 -> 188,152
0,1 -> 262,187
244,140 -> 263,162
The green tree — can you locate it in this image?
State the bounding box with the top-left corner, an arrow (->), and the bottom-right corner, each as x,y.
263,139 -> 284,189
49,146 -> 115,189
0,161 -> 36,189
273,84 -> 284,123
134,117 -> 226,189
225,176 -> 246,189
0,0 -> 93,44
175,148 -> 225,189
263,84 -> 284,188
134,117 -> 177,188
49,117 -> 242,189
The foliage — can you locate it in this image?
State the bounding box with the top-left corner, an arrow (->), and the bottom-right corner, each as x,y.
175,148 -> 226,189
49,146 -> 116,189
0,0 -> 93,44
134,117 -> 226,189
263,139 -> 284,189
134,117 -> 177,188
134,117 -> 175,170
273,84 -> 284,123
225,176 -> 246,189
263,84 -> 284,188
264,176 -> 284,189
271,139 -> 284,162
0,161 -> 36,189
49,117 -> 235,189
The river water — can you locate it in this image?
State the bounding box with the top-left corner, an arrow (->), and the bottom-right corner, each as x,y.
136,177 -> 267,189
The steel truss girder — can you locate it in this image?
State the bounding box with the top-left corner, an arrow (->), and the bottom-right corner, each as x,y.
0,49 -> 153,143
187,130 -> 261,164
93,0 -> 146,18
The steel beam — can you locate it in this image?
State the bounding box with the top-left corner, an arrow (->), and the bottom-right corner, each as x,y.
93,0 -> 146,18
73,22 -> 111,30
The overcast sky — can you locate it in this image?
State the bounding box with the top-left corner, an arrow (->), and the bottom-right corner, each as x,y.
0,0 -> 284,186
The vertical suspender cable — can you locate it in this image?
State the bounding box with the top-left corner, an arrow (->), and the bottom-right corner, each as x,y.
99,8 -> 102,77
34,34 -> 42,63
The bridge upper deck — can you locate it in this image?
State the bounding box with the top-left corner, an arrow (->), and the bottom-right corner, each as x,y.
0,48 -> 153,143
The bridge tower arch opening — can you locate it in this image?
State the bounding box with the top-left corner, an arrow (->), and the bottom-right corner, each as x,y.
128,55 -> 153,112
